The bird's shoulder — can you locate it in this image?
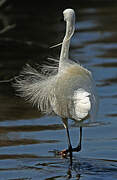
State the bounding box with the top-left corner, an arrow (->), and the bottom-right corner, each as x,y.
66,63 -> 91,77
55,63 -> 93,98
58,62 -> 92,82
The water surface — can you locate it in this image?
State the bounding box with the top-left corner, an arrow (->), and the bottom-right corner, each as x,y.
0,2 -> 117,180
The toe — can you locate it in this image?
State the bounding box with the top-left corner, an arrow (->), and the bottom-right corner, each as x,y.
59,149 -> 68,158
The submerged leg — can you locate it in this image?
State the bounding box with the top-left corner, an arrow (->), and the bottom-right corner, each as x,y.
61,118 -> 73,167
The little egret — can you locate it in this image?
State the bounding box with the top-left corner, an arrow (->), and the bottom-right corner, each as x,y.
14,8 -> 98,166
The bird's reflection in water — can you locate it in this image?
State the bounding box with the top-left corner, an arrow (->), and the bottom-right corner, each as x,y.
73,157 -> 117,179
67,168 -> 80,179
44,154 -> 117,179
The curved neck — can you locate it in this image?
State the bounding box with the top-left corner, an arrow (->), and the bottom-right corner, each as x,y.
59,19 -> 75,71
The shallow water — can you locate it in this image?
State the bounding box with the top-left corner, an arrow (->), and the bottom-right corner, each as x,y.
0,1 -> 117,180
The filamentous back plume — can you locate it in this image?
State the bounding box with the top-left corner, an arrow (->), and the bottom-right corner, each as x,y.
13,8 -> 98,167
14,58 -> 59,114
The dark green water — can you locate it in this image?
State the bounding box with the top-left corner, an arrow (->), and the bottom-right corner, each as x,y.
0,1 -> 117,179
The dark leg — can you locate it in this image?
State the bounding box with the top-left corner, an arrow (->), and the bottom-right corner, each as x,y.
60,123 -> 82,167
61,118 -> 73,167
72,126 -> 82,152
61,126 -> 82,154
66,125 -> 72,166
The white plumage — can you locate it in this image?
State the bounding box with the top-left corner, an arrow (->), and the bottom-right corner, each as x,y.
73,89 -> 91,119
14,8 -> 98,166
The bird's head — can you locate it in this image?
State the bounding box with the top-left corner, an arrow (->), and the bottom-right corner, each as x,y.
63,9 -> 75,22
62,8 -> 75,41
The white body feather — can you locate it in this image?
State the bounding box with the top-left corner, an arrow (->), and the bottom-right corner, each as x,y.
49,62 -> 98,121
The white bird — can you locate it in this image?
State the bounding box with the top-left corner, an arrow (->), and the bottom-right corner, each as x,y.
14,8 -> 98,166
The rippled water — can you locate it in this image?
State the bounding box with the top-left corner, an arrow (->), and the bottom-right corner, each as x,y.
0,1 -> 117,180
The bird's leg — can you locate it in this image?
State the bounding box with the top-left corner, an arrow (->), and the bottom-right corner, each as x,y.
60,118 -> 73,166
63,126 -> 82,153
72,126 -> 82,152
66,124 -> 73,166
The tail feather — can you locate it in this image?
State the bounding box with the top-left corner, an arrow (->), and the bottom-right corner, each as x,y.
73,89 -> 91,120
